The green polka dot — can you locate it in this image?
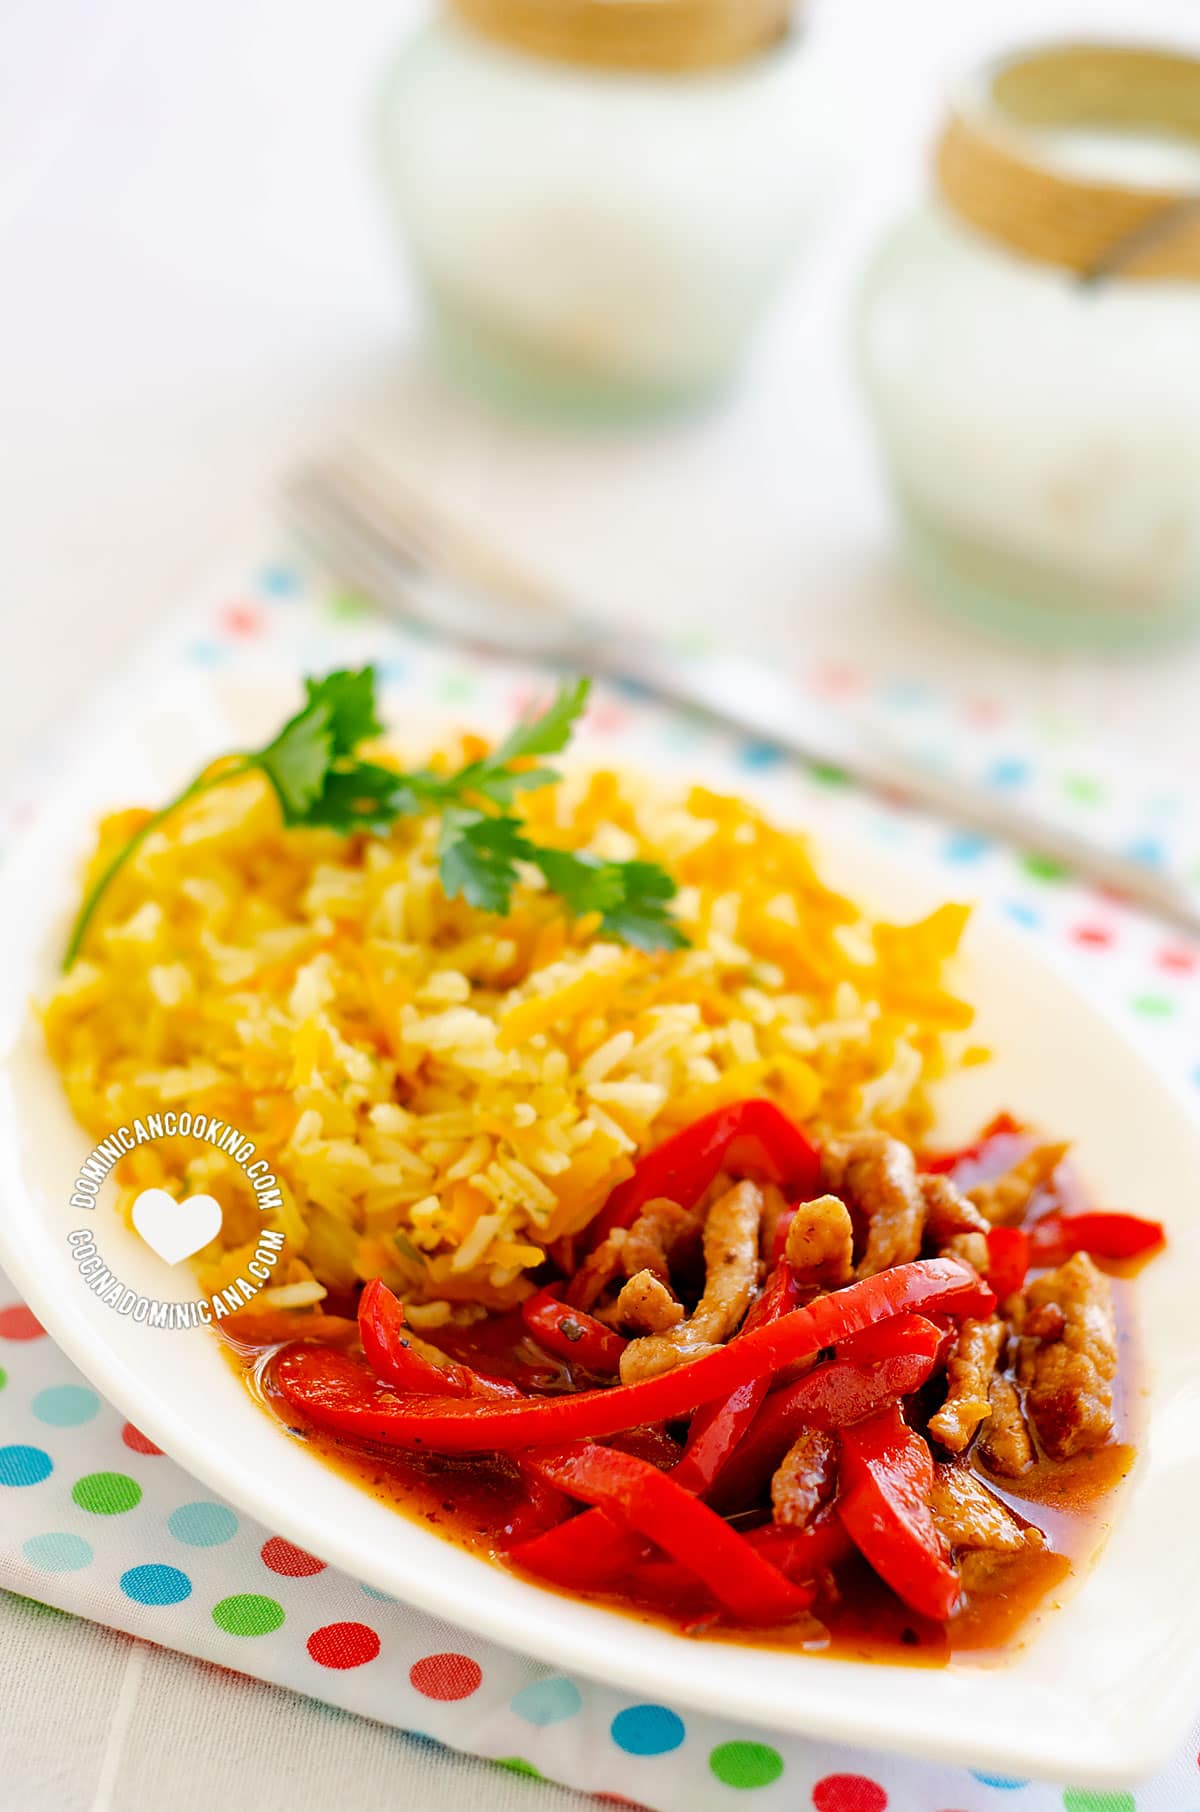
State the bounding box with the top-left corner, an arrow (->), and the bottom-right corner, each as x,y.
212,1593 -> 285,1636
1063,1791 -> 1135,1812
809,762 -> 851,787
1063,774 -> 1104,805
708,1741 -> 784,1789
438,672 -> 476,701
496,1759 -> 542,1778
1133,994 -> 1174,1018
71,1471 -> 141,1515
1021,852 -> 1069,882
0,1366 -> 6,1391
328,589 -> 370,621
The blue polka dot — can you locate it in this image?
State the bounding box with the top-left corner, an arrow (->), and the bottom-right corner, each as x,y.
610,1704 -> 685,1756
120,1564 -> 192,1606
32,1385 -> 100,1427
22,1532 -> 93,1572
375,657 -> 408,685
1126,836 -> 1165,869
511,1677 -> 583,1726
944,829 -> 992,864
882,679 -> 930,710
738,740 -> 784,770
360,1583 -> 398,1602
402,1732 -> 444,1753
971,1774 -> 1030,1790
1004,901 -> 1041,929
0,1444 -> 52,1486
185,640 -> 225,667
987,757 -> 1032,789
258,563 -> 300,597
168,1502 -> 239,1547
1191,1063 -> 1200,1089
611,674 -> 653,701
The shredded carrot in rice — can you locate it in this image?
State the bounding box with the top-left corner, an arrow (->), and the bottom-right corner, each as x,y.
43,750 -> 973,1321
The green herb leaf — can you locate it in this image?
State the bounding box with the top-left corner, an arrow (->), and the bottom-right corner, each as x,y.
489,677 -> 591,767
303,667 -> 383,756
437,809 -> 531,916
257,703 -> 335,822
302,762 -> 430,834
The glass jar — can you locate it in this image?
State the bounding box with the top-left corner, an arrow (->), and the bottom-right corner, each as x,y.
376,0 -> 839,420
857,44 -> 1200,649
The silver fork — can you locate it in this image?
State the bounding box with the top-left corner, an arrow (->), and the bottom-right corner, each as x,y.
281,449 -> 1200,937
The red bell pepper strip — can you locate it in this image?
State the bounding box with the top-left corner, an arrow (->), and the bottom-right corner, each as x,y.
505,1502 -> 651,1588
276,1258 -> 979,1455
584,1098 -> 821,1249
358,1279 -> 520,1401
837,1403 -> 960,1622
707,1316 -> 945,1511
985,1226 -> 1030,1300
921,1113 -> 1025,1178
1027,1210 -> 1165,1266
672,1257 -> 804,1494
521,1287 -> 627,1373
625,1511 -> 853,1603
522,1443 -> 814,1626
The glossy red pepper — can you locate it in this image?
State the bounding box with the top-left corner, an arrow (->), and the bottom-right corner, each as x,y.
275,1258 -> 978,1455
625,1511 -> 854,1604
1027,1209 -> 1165,1265
584,1098 -> 821,1249
672,1257 -> 803,1494
523,1443 -> 814,1626
922,1113 -> 1026,1179
521,1287 -> 627,1373
358,1279 -> 520,1401
707,1315 -> 945,1511
985,1226 -> 1030,1300
837,1403 -> 960,1622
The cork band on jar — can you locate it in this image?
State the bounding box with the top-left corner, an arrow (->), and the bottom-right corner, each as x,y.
935,44 -> 1200,281
448,0 -> 795,74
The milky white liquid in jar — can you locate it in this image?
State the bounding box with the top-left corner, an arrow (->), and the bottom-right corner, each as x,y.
857,65 -> 1200,648
376,17 -> 840,420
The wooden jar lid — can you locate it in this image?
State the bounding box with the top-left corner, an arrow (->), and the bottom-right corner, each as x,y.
936,44 -> 1200,281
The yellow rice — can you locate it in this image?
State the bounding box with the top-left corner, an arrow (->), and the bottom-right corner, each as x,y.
44,741 -> 974,1325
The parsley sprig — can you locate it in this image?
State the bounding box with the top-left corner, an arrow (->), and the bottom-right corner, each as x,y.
63,669 -> 686,967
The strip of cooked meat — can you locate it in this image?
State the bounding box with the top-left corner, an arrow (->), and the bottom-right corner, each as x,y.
770,1427 -> 838,1529
613,1270 -> 684,1334
785,1194 -> 854,1290
619,1181 -> 764,1384
920,1173 -> 989,1272
568,1196 -> 698,1310
929,1463 -> 1032,1553
822,1132 -> 924,1277
967,1143 -> 1069,1227
1018,1251 -> 1117,1458
928,1317 -> 1006,1454
978,1375 -> 1034,1477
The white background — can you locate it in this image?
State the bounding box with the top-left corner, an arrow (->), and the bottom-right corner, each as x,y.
4,0 -> 1200,783
1,2 -> 1198,1808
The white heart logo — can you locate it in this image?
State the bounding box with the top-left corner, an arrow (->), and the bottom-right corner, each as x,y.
131,1188 -> 223,1266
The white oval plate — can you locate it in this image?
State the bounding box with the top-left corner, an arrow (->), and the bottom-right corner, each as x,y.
2,669 -> 1200,1788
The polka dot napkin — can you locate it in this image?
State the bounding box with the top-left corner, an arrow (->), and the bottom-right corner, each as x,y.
3,550 -> 1200,1811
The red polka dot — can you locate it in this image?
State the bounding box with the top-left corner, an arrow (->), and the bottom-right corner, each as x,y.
1158,946 -> 1197,974
409,1651 -> 482,1701
219,601 -> 265,637
121,1422 -> 162,1455
261,1537 -> 325,1578
812,662 -> 861,697
586,702 -> 628,736
813,1774 -> 887,1812
306,1622 -> 380,1669
964,696 -> 1005,727
0,1305 -> 45,1340
1072,924 -> 1113,947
